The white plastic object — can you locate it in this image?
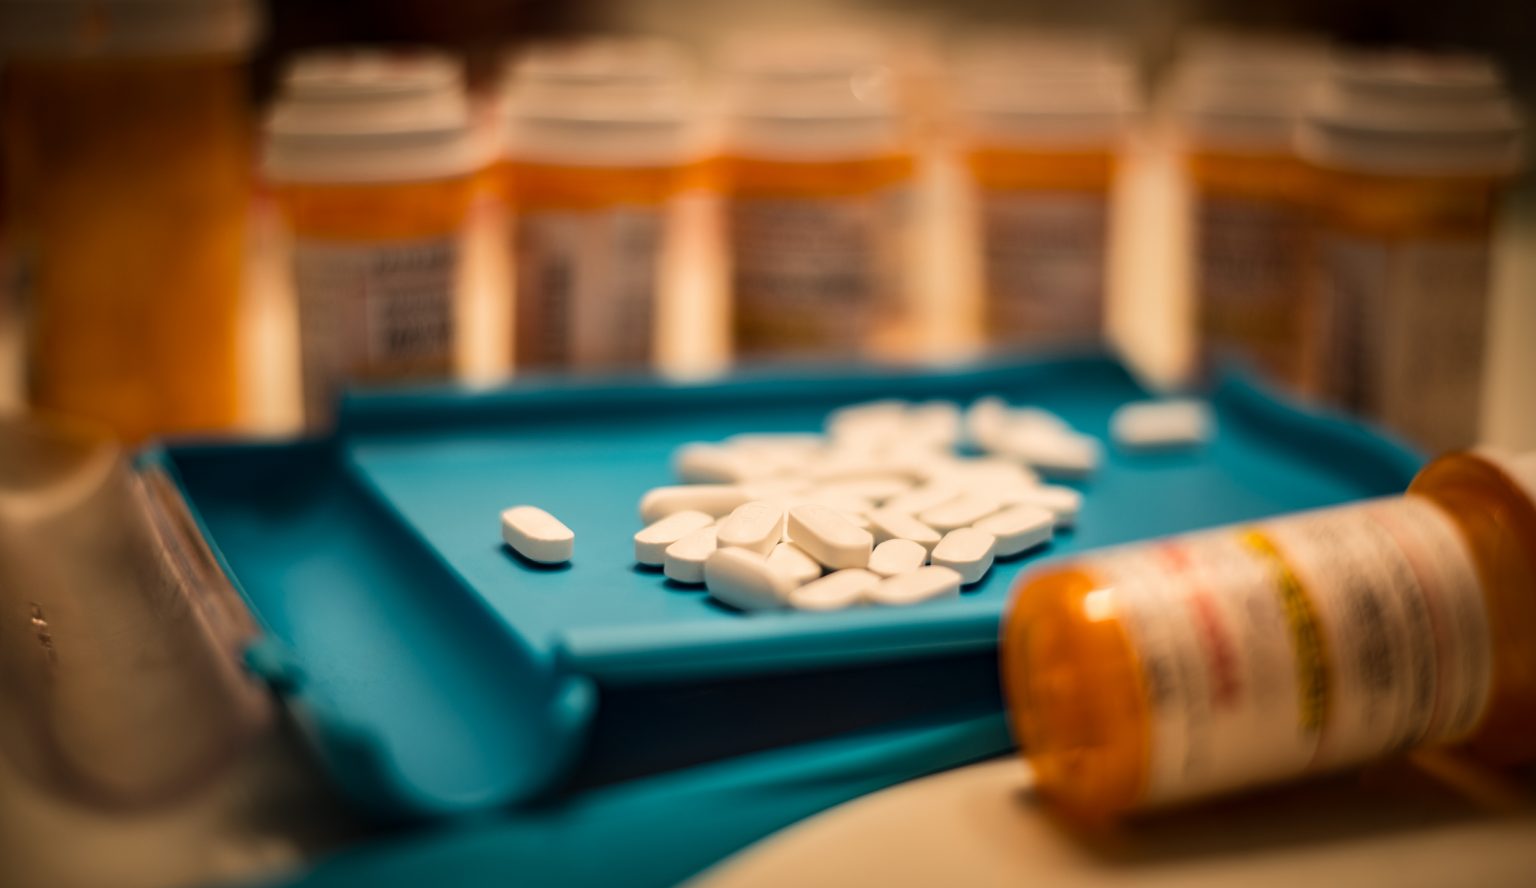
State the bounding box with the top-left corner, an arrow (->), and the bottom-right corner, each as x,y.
500,505 -> 575,564
918,494 -> 1001,533
634,510 -> 714,566
787,504 -> 874,570
930,528 -> 997,585
716,501 -> 788,556
766,542 -> 823,585
640,485 -> 752,524
704,547 -> 795,611
1111,399 -> 1214,450
868,566 -> 963,607
663,525 -> 718,584
865,508 -> 943,552
973,505 -> 1054,557
868,539 -> 928,578
788,568 -> 879,612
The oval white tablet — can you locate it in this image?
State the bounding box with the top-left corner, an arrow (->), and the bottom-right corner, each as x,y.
787,504 -> 874,570
789,568 -> 879,612
640,485 -> 751,524
868,539 -> 928,578
973,505 -> 1054,557
634,510 -> 714,566
918,494 -> 1002,533
930,527 -> 996,585
868,566 -> 962,607
704,547 -> 796,612
1110,399 -> 1213,450
663,526 -> 718,584
865,508 -> 942,552
500,505 -> 574,564
883,482 -> 961,517
1000,484 -> 1082,527
717,501 -> 787,555
673,443 -> 767,484
767,542 -> 822,585
1000,428 -> 1100,479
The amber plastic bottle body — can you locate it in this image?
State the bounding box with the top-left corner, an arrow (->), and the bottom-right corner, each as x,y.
2,57 -> 250,442
966,147 -> 1114,347
1001,450 -> 1536,822
722,153 -> 914,360
504,160 -> 689,371
1188,148 -> 1319,393
1308,168 -> 1504,451
273,176 -> 474,424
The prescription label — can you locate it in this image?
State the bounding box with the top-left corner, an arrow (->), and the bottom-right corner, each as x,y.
730,190 -> 906,358
1317,235 -> 1490,451
513,207 -> 661,369
1091,496 -> 1491,807
980,190 -> 1107,344
1195,195 -> 1311,387
294,237 -> 458,422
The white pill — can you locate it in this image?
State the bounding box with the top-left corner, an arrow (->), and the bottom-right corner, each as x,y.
868,539 -> 928,577
717,501 -> 787,555
663,526 -> 718,584
789,568 -> 879,612
974,505 -> 1054,557
740,477 -> 814,501
1000,484 -> 1082,527
816,476 -> 913,505
634,510 -> 714,566
805,489 -> 876,517
787,504 -> 874,570
1001,428 -> 1100,479
918,493 -> 1002,532
726,432 -> 825,454
704,546 -> 796,611
500,506 -> 574,564
1110,399 -> 1213,450
869,566 -> 963,607
931,527 -> 996,585
964,396 -> 1011,451
940,458 -> 1039,492
640,485 -> 751,524
907,400 -> 962,447
883,482 -> 961,516
865,508 -> 942,552
826,400 -> 909,444
672,443 -> 767,484
767,542 -> 823,585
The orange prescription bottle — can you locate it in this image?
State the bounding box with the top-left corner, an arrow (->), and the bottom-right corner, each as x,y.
1172,34 -> 1327,392
1001,448 -> 1536,823
0,0 -> 260,442
719,45 -> 915,360
1298,53 -> 1522,453
501,41 -> 696,370
957,41 -> 1133,347
263,50 -> 477,426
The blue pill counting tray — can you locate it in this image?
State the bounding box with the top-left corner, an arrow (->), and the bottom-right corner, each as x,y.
143,354 -> 1421,821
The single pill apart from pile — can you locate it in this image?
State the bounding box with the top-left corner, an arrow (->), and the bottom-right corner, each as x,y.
1110,399 -> 1214,450
664,526 -> 718,584
640,485 -> 751,524
868,565 -> 963,607
704,547 -> 796,611
931,527 -> 997,584
634,510 -> 714,566
767,541 -> 823,585
787,504 -> 874,570
866,508 -> 942,552
868,538 -> 928,577
717,501 -> 787,555
918,493 -> 1001,533
974,505 -> 1054,557
501,505 -> 574,564
789,568 -> 879,611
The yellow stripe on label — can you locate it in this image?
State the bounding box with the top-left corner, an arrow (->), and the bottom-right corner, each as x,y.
1242,530 -> 1330,737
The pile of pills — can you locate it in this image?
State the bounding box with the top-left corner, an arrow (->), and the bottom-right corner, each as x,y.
499,396 -> 1212,613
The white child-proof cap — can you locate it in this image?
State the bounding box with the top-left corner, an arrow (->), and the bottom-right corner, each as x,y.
0,0 -> 261,58
263,47 -> 478,184
1298,51 -> 1524,177
954,30 -> 1137,147
1168,30 -> 1330,154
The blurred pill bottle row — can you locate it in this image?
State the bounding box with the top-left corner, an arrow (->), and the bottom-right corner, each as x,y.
954,35 -> 1134,350
1003,446 -> 1536,823
1173,34 -> 1327,394
500,40 -> 698,371
1299,53 -> 1523,453
262,50 -> 478,427
0,0 -> 259,442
